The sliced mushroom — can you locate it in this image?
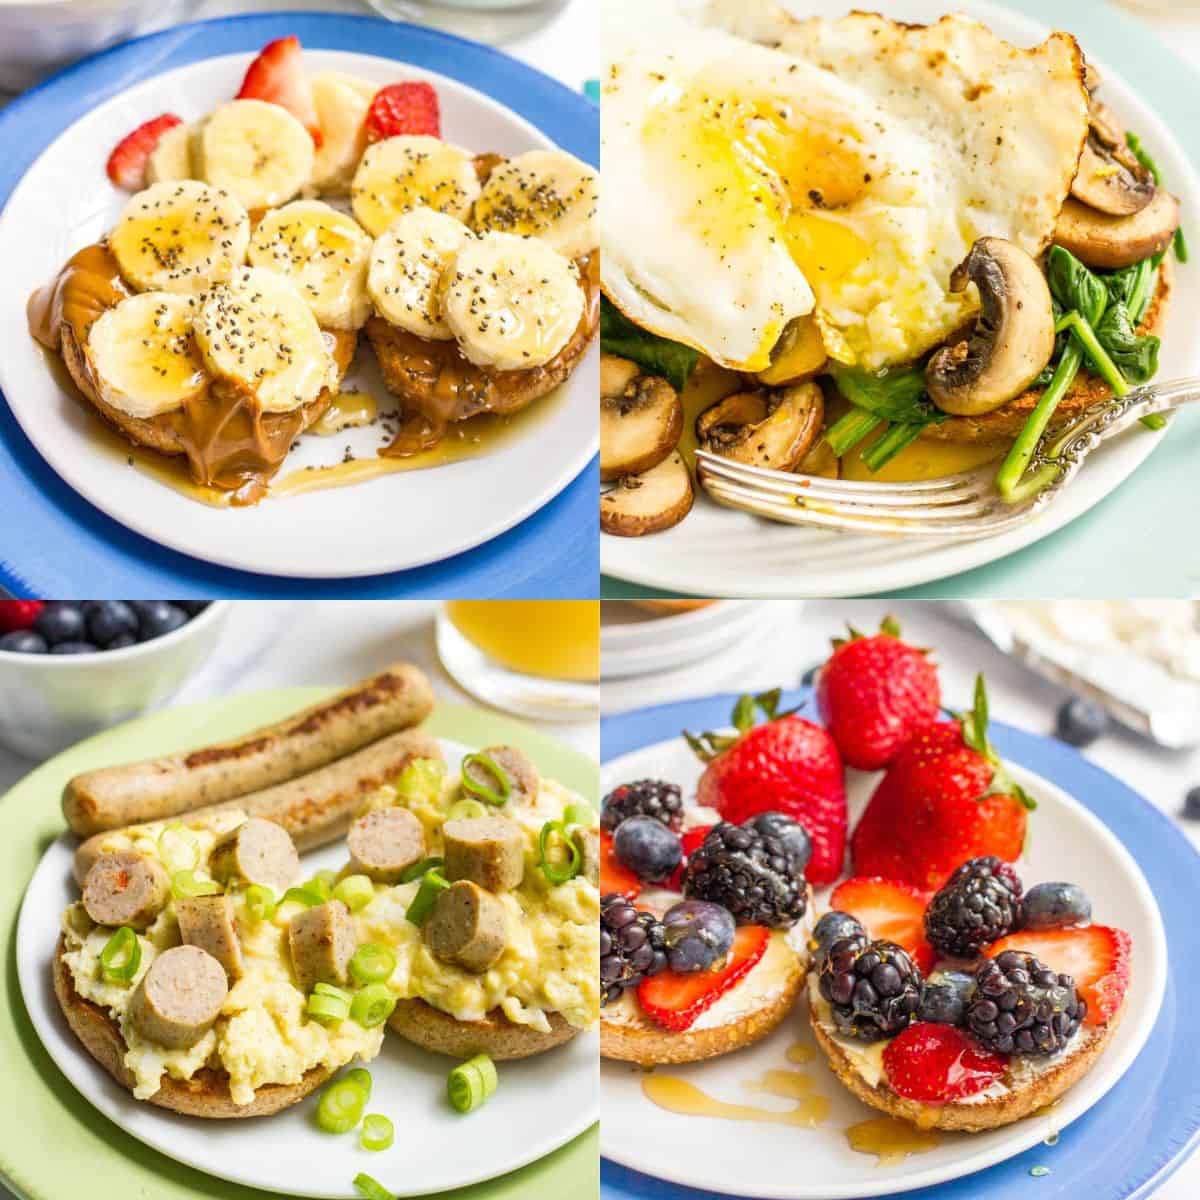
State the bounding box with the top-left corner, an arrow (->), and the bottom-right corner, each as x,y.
1055,192 -> 1180,270
600,354 -> 683,481
600,451 -> 694,537
1071,103 -> 1155,216
757,315 -> 827,386
1083,59 -> 1102,95
698,383 -> 823,472
925,238 -> 1055,417
797,437 -> 839,479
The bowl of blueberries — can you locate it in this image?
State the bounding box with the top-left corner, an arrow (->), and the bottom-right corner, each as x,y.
0,600 -> 229,758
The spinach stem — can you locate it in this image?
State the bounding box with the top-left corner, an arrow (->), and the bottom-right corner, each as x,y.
825,407 -> 882,457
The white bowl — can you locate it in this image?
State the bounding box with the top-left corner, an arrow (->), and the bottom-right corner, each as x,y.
0,601 -> 229,759
0,0 -> 183,93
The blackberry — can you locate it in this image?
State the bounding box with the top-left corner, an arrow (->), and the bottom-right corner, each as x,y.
601,779 -> 683,832
683,820 -> 808,927
925,857 -> 1022,958
818,938 -> 922,1042
966,950 -> 1085,1056
600,894 -> 667,1005
809,911 -> 867,969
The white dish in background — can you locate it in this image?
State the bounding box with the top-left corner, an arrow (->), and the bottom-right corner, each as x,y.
17,735 -> 598,1200
599,733 -> 1166,1199
0,50 -> 597,579
600,0 -> 1200,598
602,601 -> 772,679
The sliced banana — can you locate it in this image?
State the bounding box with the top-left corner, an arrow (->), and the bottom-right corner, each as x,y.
368,208 -> 476,340
472,149 -> 598,261
193,267 -> 336,412
438,231 -> 584,371
109,180 -> 250,295
351,135 -> 480,237
87,292 -> 208,419
310,71 -> 376,192
249,201 -> 373,331
146,123 -> 195,185
198,99 -> 315,211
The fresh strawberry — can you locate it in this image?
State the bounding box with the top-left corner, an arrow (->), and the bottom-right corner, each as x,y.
985,926 -> 1131,1027
850,676 -> 1035,891
829,876 -> 935,973
666,824 -> 714,892
599,833 -> 640,900
686,690 -> 846,885
105,114 -> 183,191
0,600 -> 45,634
637,925 -> 769,1032
816,615 -> 940,771
883,1023 -> 1007,1102
237,37 -> 322,145
365,81 -> 441,142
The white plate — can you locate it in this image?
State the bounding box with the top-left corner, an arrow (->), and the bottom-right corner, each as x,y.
601,0 -> 1200,597
601,601 -> 766,678
17,736 -> 598,1199
599,733 -> 1167,1198
0,51 -> 597,579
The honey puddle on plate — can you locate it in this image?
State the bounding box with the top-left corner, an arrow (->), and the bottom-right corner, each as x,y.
786,1041 -> 816,1064
642,1070 -> 830,1127
845,1116 -> 941,1166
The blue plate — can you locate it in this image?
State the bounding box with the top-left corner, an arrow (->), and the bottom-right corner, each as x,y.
601,691 -> 1200,1200
0,12 -> 598,598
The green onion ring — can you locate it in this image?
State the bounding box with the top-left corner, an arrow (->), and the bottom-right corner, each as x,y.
361,1113 -> 394,1152
171,869 -> 221,900
447,798 -> 489,821
460,753 -> 511,806
353,1173 -> 396,1200
309,871 -> 335,899
316,1077 -> 367,1134
99,926 -> 141,983
405,869 -> 450,926
538,820 -> 582,884
349,943 -> 396,985
350,984 -> 397,1029
244,884 -> 276,922
447,1054 -> 498,1114
398,856 -> 443,885
344,1067 -> 372,1101
333,874 -> 374,913
282,882 -> 328,908
306,990 -> 351,1025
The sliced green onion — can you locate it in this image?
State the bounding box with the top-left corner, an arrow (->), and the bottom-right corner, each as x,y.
538,819 -> 581,884
448,798 -> 489,822
306,988 -> 352,1025
333,874 -> 375,913
314,982 -> 352,1000
310,871 -> 336,899
563,803 -> 595,829
353,1174 -> 396,1200
1175,226 -> 1189,264
398,856 -> 443,885
1141,413 -> 1167,431
171,869 -> 221,900
350,943 -> 396,985
244,884 -> 276,922
351,983 -> 397,1028
361,1113 -> 395,1152
405,869 -> 450,925
99,926 -> 141,983
157,823 -> 200,873
283,882 -> 328,907
447,1054 -> 498,1114
344,1067 -> 372,1100
859,421 -> 926,472
460,753 -> 511,806
317,1077 -> 367,1134
824,406 -> 882,457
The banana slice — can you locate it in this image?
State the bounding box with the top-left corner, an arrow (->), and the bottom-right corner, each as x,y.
146,123 -> 195,185
198,99 -> 315,211
249,201 -> 373,330
472,150 -> 598,261
193,267 -> 336,412
439,231 -> 584,371
109,180 -> 251,295
87,292 -> 208,418
351,135 -> 480,237
368,208 -> 476,340
310,71 -> 376,192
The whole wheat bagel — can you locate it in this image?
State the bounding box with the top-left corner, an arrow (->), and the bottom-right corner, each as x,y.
387,998 -> 579,1060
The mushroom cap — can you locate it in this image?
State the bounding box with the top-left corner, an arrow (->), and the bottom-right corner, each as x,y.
1054,191 -> 1180,270
600,450 -> 694,537
697,383 -> 823,472
600,357 -> 683,482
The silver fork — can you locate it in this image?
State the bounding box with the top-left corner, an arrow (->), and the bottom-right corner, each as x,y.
695,376 -> 1200,539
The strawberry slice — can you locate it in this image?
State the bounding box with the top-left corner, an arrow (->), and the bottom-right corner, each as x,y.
600,833 -> 640,900
106,114 -> 183,191
666,824 -> 715,892
985,926 -> 1131,1027
830,876 -> 935,973
365,82 -> 441,142
0,600 -> 44,633
237,36 -> 322,145
883,1023 -> 1007,1102
637,925 -> 769,1032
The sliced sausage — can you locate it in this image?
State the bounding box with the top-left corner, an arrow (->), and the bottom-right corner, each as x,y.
63,663 -> 436,835
424,881 -> 509,973
176,894 -> 244,980
573,827 -> 600,887
74,729 -> 444,884
464,746 -> 539,808
128,945 -> 228,1049
82,851 -> 170,931
210,817 -> 300,895
442,817 -> 525,892
346,808 -> 425,884
288,900 -> 356,992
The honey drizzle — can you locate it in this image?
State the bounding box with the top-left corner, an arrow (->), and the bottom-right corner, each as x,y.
845,1116 -> 941,1166
641,1072 -> 830,1128
786,1041 -> 816,1064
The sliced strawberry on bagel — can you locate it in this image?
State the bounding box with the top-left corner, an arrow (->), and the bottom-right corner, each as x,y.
638,925 -> 769,1032
600,833 -> 640,901
883,1023 -> 1007,1103
830,876 -> 935,973
985,926 -> 1131,1027
666,824 -> 715,892
365,81 -> 441,142
237,36 -> 322,145
106,114 -> 183,191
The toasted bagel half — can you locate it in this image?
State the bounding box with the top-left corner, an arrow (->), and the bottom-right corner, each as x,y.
387,998 -> 579,1060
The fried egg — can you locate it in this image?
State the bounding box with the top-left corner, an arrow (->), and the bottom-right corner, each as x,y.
601,0 -> 1089,371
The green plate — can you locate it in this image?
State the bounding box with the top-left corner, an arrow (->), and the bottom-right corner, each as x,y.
0,690 -> 599,1200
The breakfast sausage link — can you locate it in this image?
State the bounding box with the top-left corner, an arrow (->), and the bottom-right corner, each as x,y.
129,945 -> 228,1050
62,663 -> 436,836
442,816 -> 525,892
346,808 -> 426,884
464,745 -> 539,807
210,817 -> 300,895
288,900 -> 357,992
425,880 -> 509,973
176,894 -> 245,981
73,728 -> 444,885
82,851 -> 170,931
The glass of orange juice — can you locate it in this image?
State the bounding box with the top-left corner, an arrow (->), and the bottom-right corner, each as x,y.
437,601 -> 598,719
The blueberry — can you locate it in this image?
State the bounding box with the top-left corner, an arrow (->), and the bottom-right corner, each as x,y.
810,911 -> 865,965
50,641 -> 98,654
612,815 -> 682,882
106,632 -> 138,650
173,601 -> 210,616
1184,787 -> 1200,821
742,811 -> 812,876
801,663 -> 821,688
1055,697 -> 1108,748
33,602 -> 86,646
1021,882 -> 1091,930
662,900 -> 736,973
918,970 -> 975,1025
85,600 -> 138,646
0,630 -> 48,653
132,601 -> 188,641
